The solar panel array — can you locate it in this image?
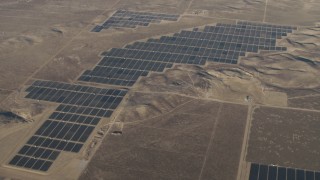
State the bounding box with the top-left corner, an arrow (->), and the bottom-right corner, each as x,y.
92,10 -> 179,32
249,163 -> 320,180
24,81 -> 126,118
8,80 -> 127,172
82,21 -> 296,87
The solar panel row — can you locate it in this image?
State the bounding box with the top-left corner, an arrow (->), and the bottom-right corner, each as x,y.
26,80 -> 126,96
25,82 -> 126,111
249,163 -> 320,180
34,120 -> 94,145
114,9 -> 179,19
97,56 -> 171,72
49,111 -> 101,125
9,80 -> 127,171
9,155 -> 53,172
206,23 -> 294,35
148,36 -> 277,47
125,40 -> 280,60
91,10 -> 179,32
82,22 -> 296,87
79,68 -> 148,87
101,48 -> 207,65
237,21 -> 297,31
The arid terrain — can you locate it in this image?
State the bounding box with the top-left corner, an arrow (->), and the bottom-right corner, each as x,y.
0,0 -> 319,180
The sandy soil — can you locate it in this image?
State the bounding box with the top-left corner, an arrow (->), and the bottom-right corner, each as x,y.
247,106 -> 320,171
80,94 -> 248,180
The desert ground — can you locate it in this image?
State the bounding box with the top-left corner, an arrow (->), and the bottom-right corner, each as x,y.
0,0 -> 319,179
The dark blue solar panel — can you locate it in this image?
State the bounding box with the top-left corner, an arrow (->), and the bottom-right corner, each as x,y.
249,163 -> 259,180
249,163 -> 318,180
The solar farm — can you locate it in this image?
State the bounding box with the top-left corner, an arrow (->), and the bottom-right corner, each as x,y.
0,0 -> 319,180
92,10 -> 180,31
7,20 -> 297,173
7,16 -> 316,178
